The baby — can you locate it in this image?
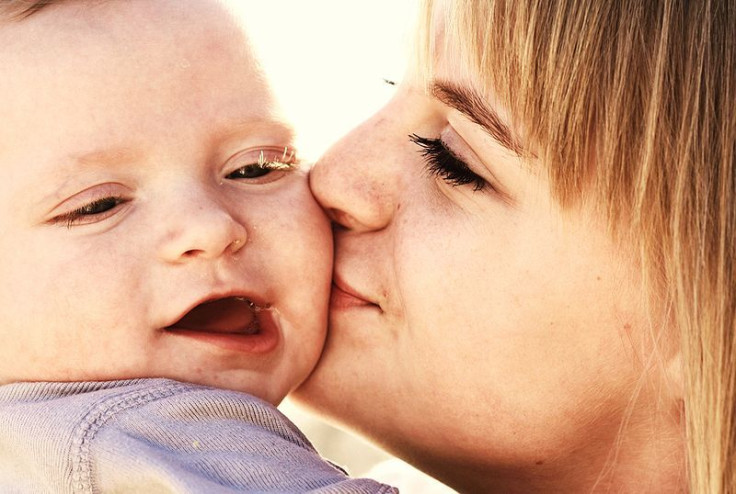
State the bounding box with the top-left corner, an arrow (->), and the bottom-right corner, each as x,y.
0,1 -> 395,492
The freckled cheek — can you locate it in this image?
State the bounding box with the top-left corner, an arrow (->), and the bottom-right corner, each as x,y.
395,215 -> 525,333
395,223 -> 476,318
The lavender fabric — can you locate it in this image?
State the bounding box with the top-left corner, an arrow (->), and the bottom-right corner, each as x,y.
0,378 -> 397,493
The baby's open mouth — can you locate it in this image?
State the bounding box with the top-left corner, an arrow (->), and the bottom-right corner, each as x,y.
166,297 -> 261,335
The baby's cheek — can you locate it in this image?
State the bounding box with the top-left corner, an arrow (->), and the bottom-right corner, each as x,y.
292,179 -> 334,278
269,185 -> 332,398
290,185 -> 332,313
260,179 -> 332,320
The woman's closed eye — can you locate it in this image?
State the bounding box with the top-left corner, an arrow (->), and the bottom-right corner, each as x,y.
409,133 -> 487,192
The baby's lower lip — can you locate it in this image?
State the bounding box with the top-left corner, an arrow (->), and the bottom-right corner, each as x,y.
166,311 -> 280,355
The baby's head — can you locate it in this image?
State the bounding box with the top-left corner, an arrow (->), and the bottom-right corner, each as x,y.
0,0 -> 332,404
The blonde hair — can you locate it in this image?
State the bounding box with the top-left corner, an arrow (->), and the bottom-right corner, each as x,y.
420,0 -> 734,491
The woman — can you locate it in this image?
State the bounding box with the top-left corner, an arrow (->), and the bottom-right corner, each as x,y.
294,0 -> 735,492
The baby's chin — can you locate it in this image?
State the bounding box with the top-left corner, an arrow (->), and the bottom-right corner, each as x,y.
151,304 -> 314,403
21,362 -> 292,406
149,349 -> 318,406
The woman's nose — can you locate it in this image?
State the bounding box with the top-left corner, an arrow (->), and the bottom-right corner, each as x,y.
310,115 -> 400,232
157,187 -> 247,263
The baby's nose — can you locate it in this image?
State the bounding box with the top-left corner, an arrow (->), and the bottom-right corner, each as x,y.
156,189 -> 247,263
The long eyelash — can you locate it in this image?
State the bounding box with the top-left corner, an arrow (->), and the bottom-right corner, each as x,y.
53,196 -> 126,228
409,133 -> 486,191
257,147 -> 298,170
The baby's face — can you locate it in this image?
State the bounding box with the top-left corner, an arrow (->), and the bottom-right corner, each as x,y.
0,0 -> 332,404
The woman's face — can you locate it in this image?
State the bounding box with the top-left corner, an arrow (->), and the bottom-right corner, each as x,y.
294,11 -> 672,491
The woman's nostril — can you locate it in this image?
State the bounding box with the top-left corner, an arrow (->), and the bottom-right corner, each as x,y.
329,209 -> 357,229
325,208 -> 344,224
321,208 -> 333,221
331,221 -> 347,232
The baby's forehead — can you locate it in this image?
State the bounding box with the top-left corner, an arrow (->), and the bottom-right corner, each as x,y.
0,0 -> 291,179
2,0 -> 242,51
0,0 -> 272,112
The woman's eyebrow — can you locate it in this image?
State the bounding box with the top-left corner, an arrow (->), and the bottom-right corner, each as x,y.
430,81 -> 523,156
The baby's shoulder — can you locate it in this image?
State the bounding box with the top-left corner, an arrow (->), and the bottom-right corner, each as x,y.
0,379 -> 397,493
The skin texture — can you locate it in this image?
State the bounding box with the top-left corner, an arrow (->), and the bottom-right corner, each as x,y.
294,5 -> 683,492
0,0 -> 332,405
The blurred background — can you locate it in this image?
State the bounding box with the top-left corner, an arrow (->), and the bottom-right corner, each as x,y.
234,0 -> 414,157
230,2 -> 456,492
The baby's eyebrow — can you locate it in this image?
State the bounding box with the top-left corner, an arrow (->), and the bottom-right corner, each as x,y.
72,147 -> 143,167
430,80 -> 524,157
215,120 -> 297,144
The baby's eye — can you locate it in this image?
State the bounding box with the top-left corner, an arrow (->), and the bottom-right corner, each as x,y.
224,148 -> 298,184
78,197 -> 120,215
51,196 -> 129,228
227,162 -> 279,180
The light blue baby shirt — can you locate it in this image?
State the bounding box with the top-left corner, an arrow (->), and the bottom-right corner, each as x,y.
0,378 -> 397,493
